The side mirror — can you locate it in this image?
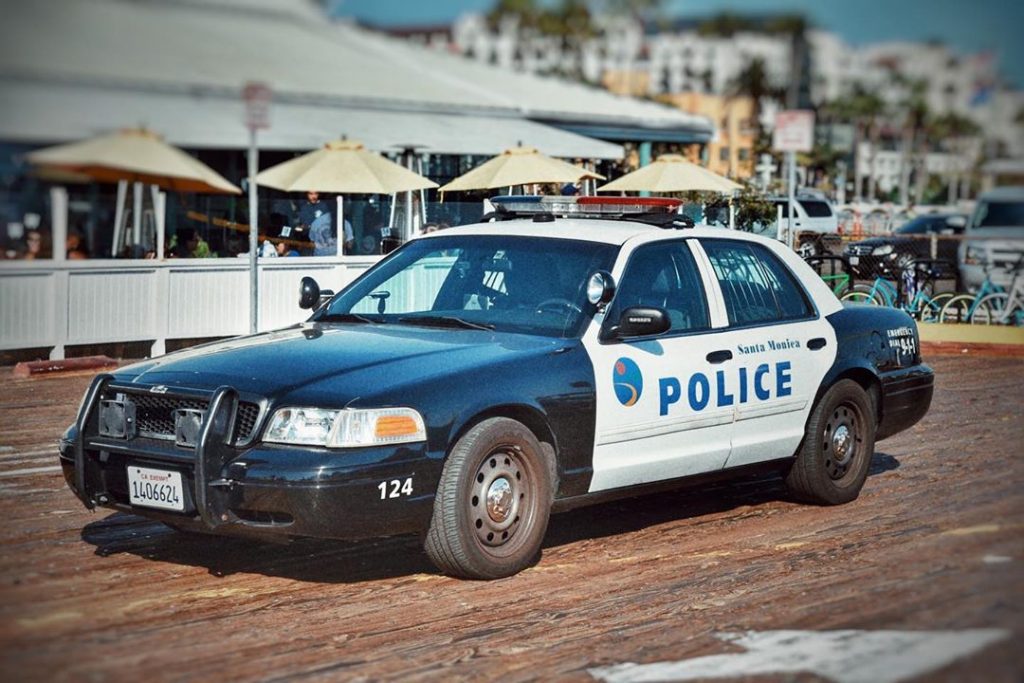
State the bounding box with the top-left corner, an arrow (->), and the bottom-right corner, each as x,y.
299,277 -> 334,310
611,307 -> 671,340
299,276 -> 319,310
587,270 -> 616,307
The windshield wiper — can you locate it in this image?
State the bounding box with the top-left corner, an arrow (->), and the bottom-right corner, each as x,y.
316,312 -> 379,324
398,315 -> 495,331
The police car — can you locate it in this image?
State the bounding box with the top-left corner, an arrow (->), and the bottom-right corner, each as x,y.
59,196 -> 933,579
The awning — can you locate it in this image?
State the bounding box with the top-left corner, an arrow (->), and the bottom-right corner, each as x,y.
0,80 -> 624,159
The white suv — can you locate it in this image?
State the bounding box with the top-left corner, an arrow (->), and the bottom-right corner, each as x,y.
959,186 -> 1024,290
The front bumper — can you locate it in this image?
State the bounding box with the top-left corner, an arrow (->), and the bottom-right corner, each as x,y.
876,364 -> 934,441
60,375 -> 443,541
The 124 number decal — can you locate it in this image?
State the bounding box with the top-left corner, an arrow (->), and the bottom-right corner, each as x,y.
378,478 -> 413,500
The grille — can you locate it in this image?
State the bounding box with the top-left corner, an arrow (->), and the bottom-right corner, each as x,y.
110,392 -> 261,445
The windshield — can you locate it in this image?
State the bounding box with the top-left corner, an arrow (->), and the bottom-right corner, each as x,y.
972,201 -> 1024,228
317,234 -> 619,338
895,216 -> 932,235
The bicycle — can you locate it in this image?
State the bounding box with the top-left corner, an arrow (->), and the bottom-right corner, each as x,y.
841,259 -> 954,322
939,257 -> 1024,325
803,255 -> 851,298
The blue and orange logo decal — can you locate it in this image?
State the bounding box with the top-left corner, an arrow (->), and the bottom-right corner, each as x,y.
613,357 -> 643,407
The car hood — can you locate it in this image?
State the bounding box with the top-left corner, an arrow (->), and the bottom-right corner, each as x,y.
115,323 -> 570,406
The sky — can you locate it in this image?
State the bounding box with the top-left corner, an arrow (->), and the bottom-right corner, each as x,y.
331,0 -> 1024,87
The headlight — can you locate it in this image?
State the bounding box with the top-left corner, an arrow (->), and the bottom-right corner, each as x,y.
963,245 -> 984,265
263,406 -> 426,448
872,244 -> 893,256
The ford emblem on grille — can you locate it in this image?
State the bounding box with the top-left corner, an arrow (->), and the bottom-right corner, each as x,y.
174,408 -> 204,448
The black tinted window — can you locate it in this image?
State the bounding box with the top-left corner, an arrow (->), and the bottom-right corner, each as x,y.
702,240 -> 814,325
607,241 -> 709,333
974,201 -> 1024,228
798,200 -> 833,218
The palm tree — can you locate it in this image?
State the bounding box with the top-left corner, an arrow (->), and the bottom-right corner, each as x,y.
822,84 -> 885,202
893,75 -> 929,206
930,112 -> 981,202
728,57 -> 781,156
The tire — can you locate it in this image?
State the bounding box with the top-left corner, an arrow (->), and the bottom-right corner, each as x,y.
424,418 -> 553,579
969,293 -> 1011,325
919,292 -> 953,323
938,294 -> 975,324
785,379 -> 876,506
798,239 -> 820,258
840,284 -> 881,306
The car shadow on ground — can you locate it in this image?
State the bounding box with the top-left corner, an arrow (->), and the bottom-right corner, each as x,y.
79,452 -> 900,584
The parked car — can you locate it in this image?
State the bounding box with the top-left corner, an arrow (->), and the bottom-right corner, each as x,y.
843,214 -> 965,279
959,187 -> 1024,290
60,196 -> 933,579
755,194 -> 840,256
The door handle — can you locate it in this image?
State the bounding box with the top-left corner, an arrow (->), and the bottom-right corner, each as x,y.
807,337 -> 827,350
706,350 -> 733,364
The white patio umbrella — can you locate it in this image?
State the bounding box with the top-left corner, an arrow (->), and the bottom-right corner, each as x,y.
438,145 -> 603,193
27,128 -> 240,194
597,154 -> 741,194
255,139 -> 437,194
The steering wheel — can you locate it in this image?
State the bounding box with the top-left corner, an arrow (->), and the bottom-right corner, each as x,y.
535,297 -> 583,315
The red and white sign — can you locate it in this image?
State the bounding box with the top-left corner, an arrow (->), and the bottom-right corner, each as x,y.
243,81 -> 272,131
773,110 -> 815,153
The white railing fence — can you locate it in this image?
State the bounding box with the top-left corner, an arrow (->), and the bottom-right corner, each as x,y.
0,257 -> 378,359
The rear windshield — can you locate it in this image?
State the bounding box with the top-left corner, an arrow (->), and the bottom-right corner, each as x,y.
973,201 -> 1024,228
798,200 -> 833,218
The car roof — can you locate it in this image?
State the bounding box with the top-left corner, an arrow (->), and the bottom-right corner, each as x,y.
418,218 -> 751,246
978,186 -> 1024,201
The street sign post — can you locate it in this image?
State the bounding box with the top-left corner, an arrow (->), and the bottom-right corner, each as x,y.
773,110 -> 815,250
244,82 -> 271,334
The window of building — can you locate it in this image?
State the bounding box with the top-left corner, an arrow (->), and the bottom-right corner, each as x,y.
719,147 -> 730,162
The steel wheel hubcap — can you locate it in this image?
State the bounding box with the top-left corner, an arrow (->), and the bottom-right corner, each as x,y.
471,451 -> 525,547
823,404 -> 861,481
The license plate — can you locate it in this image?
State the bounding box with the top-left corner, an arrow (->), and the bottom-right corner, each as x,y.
127,465 -> 185,512
848,255 -> 860,265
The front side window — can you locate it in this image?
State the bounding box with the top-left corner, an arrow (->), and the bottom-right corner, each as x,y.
702,240 -> 814,326
605,241 -> 710,334
318,235 -> 618,338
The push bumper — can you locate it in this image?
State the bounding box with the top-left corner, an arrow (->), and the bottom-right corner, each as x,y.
60,375 -> 443,541
876,363 -> 934,440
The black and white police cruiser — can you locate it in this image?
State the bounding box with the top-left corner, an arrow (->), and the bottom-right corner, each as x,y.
60,196 -> 933,579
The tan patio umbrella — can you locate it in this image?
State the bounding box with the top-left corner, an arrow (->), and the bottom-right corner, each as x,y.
438,145 -> 603,193
255,139 -> 438,193
597,154 -> 741,194
27,128 -> 240,194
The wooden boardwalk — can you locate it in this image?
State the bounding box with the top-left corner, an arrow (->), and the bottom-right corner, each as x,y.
0,356 -> 1021,681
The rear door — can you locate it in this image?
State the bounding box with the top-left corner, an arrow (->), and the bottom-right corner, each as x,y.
693,237 -> 837,468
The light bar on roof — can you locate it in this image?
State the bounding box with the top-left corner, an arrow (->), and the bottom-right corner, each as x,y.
491,195 -> 682,216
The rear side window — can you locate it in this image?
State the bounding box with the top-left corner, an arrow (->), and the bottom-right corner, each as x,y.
701,240 -> 814,325
798,200 -> 833,218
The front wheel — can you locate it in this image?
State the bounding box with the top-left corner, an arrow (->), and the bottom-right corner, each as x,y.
785,380 -> 876,505
424,418 -> 553,579
919,292 -> 954,323
970,293 -> 1019,325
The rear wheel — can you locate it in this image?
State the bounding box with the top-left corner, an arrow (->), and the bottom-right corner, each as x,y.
919,292 -> 953,323
938,294 -> 975,324
841,285 -> 881,306
785,380 -> 876,505
970,293 -> 1014,325
424,418 -> 553,579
